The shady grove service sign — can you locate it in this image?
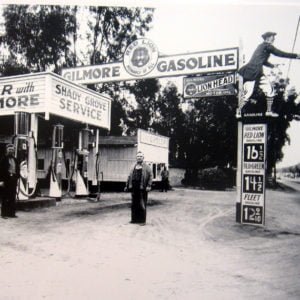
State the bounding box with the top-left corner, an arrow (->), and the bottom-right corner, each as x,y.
0,72 -> 111,129
61,39 -> 238,84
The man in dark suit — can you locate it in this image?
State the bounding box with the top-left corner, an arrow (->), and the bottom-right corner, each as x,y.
125,151 -> 153,225
238,32 -> 300,116
0,144 -> 20,218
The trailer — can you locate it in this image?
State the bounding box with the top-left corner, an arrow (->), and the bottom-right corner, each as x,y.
97,129 -> 169,183
28,129 -> 169,187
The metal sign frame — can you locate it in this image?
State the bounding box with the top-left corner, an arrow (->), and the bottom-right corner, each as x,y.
240,123 -> 267,226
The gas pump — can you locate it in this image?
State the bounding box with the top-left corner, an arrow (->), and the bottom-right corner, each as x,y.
74,126 -> 92,197
49,124 -> 64,200
13,111 -> 38,200
91,128 -> 102,201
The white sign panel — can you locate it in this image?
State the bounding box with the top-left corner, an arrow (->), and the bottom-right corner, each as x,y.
0,73 -> 111,129
61,44 -> 238,84
241,124 -> 267,226
50,76 -> 111,129
138,129 -> 169,149
0,73 -> 47,115
137,129 -> 169,164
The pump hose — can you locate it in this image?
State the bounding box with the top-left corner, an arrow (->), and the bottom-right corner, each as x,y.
95,152 -> 101,201
15,135 -> 38,198
62,149 -> 77,198
61,149 -> 75,198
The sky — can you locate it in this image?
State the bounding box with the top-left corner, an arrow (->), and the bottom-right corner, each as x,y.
1,0 -> 300,167
143,1 -> 300,168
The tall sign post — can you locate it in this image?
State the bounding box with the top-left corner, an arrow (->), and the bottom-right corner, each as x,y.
240,123 -> 266,225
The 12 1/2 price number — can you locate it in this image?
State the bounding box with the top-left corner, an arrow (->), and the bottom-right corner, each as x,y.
242,205 -> 263,224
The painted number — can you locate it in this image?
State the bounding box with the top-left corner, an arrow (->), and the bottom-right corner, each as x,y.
243,206 -> 263,224
244,144 -> 264,162
243,175 -> 264,193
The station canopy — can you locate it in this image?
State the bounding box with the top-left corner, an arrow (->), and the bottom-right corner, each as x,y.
0,72 -> 111,130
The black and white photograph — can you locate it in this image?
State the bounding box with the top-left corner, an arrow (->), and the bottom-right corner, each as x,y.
0,0 -> 300,299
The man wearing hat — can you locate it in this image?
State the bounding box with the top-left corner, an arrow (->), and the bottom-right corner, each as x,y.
0,144 -> 20,218
238,32 -> 300,116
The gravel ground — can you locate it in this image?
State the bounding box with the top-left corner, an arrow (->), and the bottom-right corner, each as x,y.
1,186 -> 300,300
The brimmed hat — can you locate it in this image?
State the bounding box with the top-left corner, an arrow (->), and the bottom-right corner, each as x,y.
262,32 -> 277,40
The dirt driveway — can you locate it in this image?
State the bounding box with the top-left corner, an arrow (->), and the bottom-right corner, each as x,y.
1,187 -> 300,300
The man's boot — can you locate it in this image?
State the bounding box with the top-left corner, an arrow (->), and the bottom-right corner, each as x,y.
265,97 -> 278,117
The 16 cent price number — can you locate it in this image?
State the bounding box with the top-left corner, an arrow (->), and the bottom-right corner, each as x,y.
244,143 -> 264,162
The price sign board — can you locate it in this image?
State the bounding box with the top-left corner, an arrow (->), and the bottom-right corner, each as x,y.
241,123 -> 267,225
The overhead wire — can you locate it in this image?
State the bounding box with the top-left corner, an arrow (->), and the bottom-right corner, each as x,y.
286,16 -> 300,80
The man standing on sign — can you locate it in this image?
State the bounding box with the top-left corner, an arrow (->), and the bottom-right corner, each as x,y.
125,151 -> 153,226
0,144 -> 20,218
238,32 -> 300,117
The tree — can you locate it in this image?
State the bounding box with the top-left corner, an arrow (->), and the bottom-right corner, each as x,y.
1,5 -> 77,72
0,56 -> 30,76
266,82 -> 299,184
0,4 -> 154,135
153,82 -> 187,166
79,6 -> 154,135
186,95 -> 237,167
125,78 -> 161,132
86,7 -> 153,65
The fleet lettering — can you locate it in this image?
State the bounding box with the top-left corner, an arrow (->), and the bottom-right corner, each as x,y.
243,194 -> 261,202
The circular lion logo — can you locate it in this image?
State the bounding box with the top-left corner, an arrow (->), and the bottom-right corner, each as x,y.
185,83 -> 197,96
123,38 -> 158,77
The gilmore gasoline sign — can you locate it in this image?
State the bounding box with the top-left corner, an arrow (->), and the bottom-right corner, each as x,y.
61,39 -> 238,84
241,124 -> 267,225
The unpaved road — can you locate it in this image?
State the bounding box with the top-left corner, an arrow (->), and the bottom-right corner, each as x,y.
1,187 -> 300,300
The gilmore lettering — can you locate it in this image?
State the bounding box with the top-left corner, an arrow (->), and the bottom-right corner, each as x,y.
63,66 -> 121,82
0,94 -> 40,109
